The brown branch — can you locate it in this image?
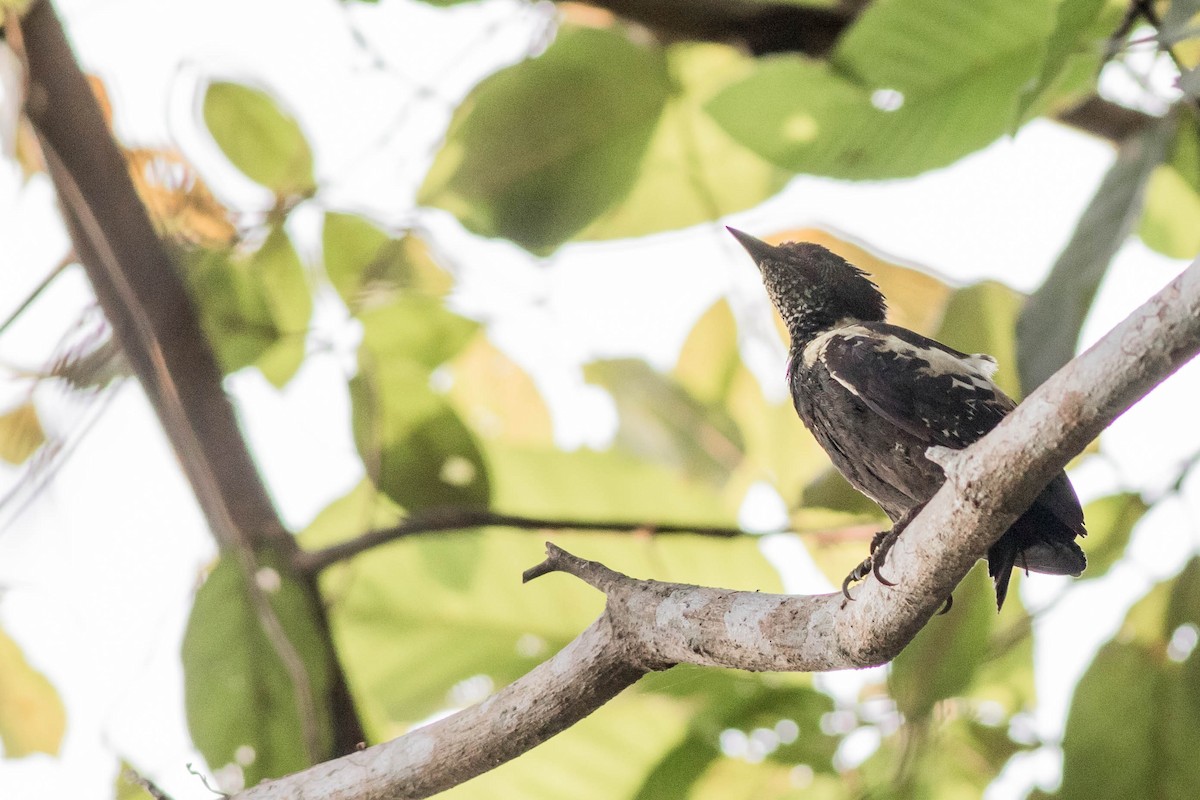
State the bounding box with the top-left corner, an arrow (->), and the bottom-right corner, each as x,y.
236,258 -> 1200,799
566,0 -> 1158,144
15,0 -> 365,756
295,508 -> 764,574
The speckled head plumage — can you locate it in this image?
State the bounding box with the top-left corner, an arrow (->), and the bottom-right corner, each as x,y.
727,228 -> 887,343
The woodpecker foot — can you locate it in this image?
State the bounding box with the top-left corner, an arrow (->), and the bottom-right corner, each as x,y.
839,504 -> 927,606
840,528 -> 899,604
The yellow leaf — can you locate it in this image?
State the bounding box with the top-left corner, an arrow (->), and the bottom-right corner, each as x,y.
0,402 -> 45,465
1139,164 -> 1200,259
674,299 -> 740,407
0,625 -> 66,757
125,147 -> 238,248
448,337 -> 554,445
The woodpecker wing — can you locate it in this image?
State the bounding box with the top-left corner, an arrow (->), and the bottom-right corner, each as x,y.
812,321 -> 1086,581
814,322 -> 1013,450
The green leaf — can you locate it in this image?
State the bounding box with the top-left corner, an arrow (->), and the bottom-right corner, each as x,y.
203,82 -> 314,194
1140,164 -> 1200,258
255,226 -> 311,335
418,26 -> 669,253
182,231 -> 311,384
253,226 -> 311,387
707,0 -> 1056,179
936,281 -> 1025,399
438,692 -> 693,800
1017,116 -> 1174,392
322,213 -> 452,308
301,478 -> 404,551
358,295 -> 478,372
182,556 -> 334,786
634,669 -> 837,799
1166,557 -> 1200,638
1139,115 -> 1200,259
584,358 -> 745,487
1078,492 -> 1147,579
861,715 -> 1028,800
114,763 -> 157,800
674,299 -> 741,408
974,610 -> 1037,713
0,401 -> 45,465
723,366 -> 828,508
313,524 -> 777,732
447,336 -> 555,445
301,479 -> 481,593
183,249 -> 279,374
1017,0 -> 1108,120
256,337 -> 307,389
0,624 -> 65,757
578,43 -> 790,241
351,359 -> 490,511
1061,561 -> 1200,799
889,564 -> 996,720
632,735 -> 719,800
1062,640 -> 1200,799
690,758 -> 845,800
487,444 -> 740,527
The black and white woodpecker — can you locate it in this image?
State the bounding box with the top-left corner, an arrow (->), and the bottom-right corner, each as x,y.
728,228 -> 1086,609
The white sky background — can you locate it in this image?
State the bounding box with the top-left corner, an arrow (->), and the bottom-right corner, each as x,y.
2,0 -> 1200,798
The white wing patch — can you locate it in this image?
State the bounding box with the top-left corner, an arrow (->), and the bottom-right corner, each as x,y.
801,318 -> 861,367
807,322 -> 1015,448
837,327 -> 999,389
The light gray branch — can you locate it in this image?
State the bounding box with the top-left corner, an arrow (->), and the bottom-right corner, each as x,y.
236,258 -> 1200,799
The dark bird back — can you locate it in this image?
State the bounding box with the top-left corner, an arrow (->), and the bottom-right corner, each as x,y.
728,228 -> 1085,609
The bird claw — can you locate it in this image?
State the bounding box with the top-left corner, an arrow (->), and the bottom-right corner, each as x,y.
840,532 -> 898,604
870,528 -> 900,586
841,556 -> 874,604
840,506 -> 928,605
937,594 -> 954,615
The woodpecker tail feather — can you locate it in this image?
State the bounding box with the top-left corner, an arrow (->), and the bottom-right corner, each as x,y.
987,498 -> 1087,610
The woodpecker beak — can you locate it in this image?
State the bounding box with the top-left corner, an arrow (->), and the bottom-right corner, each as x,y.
726,227 -> 780,266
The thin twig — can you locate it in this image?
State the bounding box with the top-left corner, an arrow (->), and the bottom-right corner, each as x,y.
0,253 -> 73,339
122,765 -> 175,800
295,508 -> 769,574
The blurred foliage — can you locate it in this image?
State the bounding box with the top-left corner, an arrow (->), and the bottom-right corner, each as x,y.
0,624 -> 65,758
4,1 -> 1198,798
0,401 -> 45,466
113,764 -> 159,800
182,555 -> 335,786
203,81 -> 315,196
709,0 -> 1058,178
1060,558 -> 1200,799
1017,116 -> 1174,392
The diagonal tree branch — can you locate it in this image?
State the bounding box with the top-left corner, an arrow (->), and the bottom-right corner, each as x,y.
15,0 -> 365,755
237,259 -> 1200,799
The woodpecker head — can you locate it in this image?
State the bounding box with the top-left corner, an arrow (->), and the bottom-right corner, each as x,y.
728,228 -> 887,343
